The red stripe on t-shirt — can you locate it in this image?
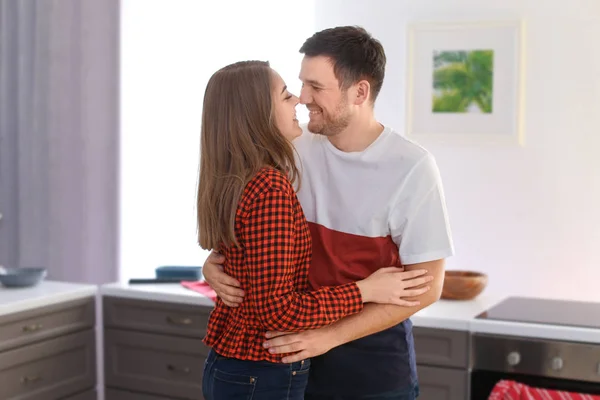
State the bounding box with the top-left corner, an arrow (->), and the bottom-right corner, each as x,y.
307,222 -> 402,290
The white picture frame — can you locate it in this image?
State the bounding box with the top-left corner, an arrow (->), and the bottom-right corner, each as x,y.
405,20 -> 526,146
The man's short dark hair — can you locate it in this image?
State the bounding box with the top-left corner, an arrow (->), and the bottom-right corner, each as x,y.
299,26 -> 386,103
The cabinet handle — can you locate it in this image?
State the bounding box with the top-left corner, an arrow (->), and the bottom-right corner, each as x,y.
21,323 -> 43,333
165,316 -> 193,326
20,375 -> 42,385
167,364 -> 191,374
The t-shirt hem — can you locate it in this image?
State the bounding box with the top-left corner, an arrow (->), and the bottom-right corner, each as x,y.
400,248 -> 454,265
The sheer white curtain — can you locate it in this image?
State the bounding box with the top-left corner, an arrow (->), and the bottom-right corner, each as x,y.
120,0 -> 316,281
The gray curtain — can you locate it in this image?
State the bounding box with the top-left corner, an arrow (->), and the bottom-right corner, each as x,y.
0,0 -> 119,284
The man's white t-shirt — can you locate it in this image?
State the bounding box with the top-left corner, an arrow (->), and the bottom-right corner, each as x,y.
292,125 -> 454,289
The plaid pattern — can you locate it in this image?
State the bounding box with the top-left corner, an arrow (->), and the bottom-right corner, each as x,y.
203,167 -> 363,362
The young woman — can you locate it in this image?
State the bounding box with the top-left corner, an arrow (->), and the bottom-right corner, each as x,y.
197,60 -> 431,400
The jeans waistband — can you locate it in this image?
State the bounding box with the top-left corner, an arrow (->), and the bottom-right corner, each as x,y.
208,348 -> 310,371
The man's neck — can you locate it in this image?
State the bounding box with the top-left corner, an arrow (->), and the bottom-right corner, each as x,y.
328,117 -> 384,153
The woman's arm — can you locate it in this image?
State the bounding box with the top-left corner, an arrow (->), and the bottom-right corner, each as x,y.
242,188 -> 363,332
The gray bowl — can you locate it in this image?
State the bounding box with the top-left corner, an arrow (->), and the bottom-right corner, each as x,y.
0,267 -> 47,288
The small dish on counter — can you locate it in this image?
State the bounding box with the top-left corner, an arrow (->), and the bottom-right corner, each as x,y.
441,270 -> 488,300
0,266 -> 47,288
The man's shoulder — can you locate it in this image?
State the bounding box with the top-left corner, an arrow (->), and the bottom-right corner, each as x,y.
377,126 -> 435,170
291,123 -> 436,170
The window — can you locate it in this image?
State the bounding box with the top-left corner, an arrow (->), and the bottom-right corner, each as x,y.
120,0 -> 315,280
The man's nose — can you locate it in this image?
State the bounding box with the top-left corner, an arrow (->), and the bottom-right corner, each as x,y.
299,87 -> 311,105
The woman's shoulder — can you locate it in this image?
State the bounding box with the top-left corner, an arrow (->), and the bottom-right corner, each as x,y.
242,167 -> 294,203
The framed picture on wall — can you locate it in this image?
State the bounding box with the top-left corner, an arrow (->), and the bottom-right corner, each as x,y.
405,20 -> 525,146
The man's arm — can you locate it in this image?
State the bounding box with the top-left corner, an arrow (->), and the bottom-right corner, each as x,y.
321,259 -> 444,343
202,251 -> 245,307
263,259 -> 444,363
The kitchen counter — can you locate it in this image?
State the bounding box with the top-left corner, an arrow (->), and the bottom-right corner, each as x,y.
99,282 -> 600,343
412,294 -> 504,331
101,281 -> 215,307
415,295 -> 600,343
471,312 -> 600,344
0,280 -> 97,316
100,282 -> 503,330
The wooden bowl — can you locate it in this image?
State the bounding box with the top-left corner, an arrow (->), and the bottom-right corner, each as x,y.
441,270 -> 487,300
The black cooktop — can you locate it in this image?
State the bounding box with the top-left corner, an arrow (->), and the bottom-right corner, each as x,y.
476,297 -> 600,329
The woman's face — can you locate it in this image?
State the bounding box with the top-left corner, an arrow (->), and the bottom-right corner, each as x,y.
271,70 -> 302,141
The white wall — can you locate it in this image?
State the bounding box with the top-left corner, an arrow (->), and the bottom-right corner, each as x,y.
315,0 -> 600,301
120,1 -> 315,281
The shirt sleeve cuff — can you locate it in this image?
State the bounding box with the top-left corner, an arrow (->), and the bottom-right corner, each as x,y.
340,282 -> 364,314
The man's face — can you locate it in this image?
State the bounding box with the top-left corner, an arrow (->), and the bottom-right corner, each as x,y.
299,56 -> 352,136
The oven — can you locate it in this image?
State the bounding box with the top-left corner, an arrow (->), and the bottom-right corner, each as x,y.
470,333 -> 600,399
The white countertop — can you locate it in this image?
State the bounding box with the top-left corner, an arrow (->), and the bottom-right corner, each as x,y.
470,314 -> 600,344
426,295 -> 600,344
98,283 -> 600,343
412,294 -> 505,331
101,282 -> 215,307
4,279 -> 597,344
100,282 -> 502,331
0,280 -> 97,317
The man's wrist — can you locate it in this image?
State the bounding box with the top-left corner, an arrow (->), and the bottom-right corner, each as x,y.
354,280 -> 370,303
321,323 -> 344,349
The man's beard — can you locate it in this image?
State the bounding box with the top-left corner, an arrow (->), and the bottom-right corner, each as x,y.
308,104 -> 351,137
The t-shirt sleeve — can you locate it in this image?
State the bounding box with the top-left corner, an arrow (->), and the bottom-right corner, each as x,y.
390,153 -> 454,265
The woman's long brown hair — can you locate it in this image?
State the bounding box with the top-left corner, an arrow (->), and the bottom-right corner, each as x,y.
197,61 -> 300,250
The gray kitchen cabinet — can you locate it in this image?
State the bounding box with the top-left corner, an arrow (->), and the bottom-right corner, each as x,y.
63,390 -> 99,400
103,297 -> 213,400
417,366 -> 469,400
0,296 -> 95,352
413,327 -> 470,400
105,388 -> 175,400
0,297 -> 97,400
103,296 -> 210,338
101,295 -> 474,399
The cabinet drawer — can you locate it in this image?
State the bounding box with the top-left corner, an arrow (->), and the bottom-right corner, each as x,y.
0,297 -> 95,352
105,328 -> 208,400
63,389 -> 97,400
103,297 -> 211,338
106,388 -> 177,400
417,365 -> 469,400
413,327 -> 469,368
0,329 -> 96,400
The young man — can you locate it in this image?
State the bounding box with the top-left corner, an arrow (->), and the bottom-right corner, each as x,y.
201,26 -> 454,400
